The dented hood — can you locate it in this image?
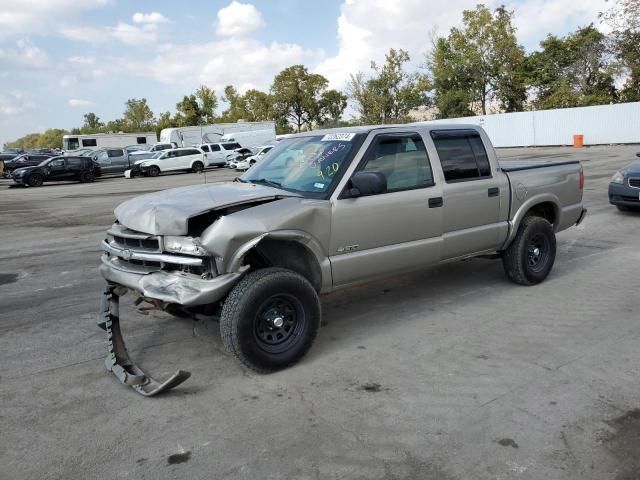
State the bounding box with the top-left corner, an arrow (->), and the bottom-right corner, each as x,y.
114,182 -> 299,235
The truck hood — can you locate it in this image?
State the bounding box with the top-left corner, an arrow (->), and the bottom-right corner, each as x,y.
114,181 -> 301,235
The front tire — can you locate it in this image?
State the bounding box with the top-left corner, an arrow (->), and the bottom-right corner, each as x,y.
148,166 -> 160,177
27,173 -> 44,187
503,216 -> 556,286
220,268 -> 321,373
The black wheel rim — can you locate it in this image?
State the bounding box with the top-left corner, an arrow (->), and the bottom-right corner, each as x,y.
527,233 -> 550,273
194,163 -> 203,172
253,294 -> 305,354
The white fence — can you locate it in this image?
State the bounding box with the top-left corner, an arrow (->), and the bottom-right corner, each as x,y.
416,102 -> 640,148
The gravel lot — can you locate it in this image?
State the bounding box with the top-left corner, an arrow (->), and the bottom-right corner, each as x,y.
1,146 -> 639,480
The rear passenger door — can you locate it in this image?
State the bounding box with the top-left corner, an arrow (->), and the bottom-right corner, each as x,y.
47,158 -> 73,181
330,132 -> 443,286
430,130 -> 507,259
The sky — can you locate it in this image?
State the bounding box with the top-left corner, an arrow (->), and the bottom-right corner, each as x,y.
0,0 -> 611,147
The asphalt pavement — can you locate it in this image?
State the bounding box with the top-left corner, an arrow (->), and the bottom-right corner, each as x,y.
0,146 -> 639,480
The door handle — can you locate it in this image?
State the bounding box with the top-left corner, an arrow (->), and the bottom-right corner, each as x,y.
488,187 -> 500,197
428,197 -> 443,208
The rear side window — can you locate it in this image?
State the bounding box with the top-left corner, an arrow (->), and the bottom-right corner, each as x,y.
200,145 -> 210,152
67,158 -> 81,167
223,143 -> 241,150
137,137 -> 147,144
431,130 -> 492,182
210,144 -> 221,152
82,139 -> 97,147
107,149 -> 123,158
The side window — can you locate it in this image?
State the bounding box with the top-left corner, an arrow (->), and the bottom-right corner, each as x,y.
137,137 -> 147,144
67,158 -> 81,167
431,131 -> 492,182
82,139 -> 97,147
201,145 -> 210,152
211,144 -> 221,152
51,159 -> 65,168
360,134 -> 434,193
107,149 -> 122,158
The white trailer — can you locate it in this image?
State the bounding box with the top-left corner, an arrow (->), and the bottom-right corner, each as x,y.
159,121 -> 276,149
62,132 -> 157,152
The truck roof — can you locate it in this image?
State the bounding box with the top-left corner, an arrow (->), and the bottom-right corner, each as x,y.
287,123 -> 482,138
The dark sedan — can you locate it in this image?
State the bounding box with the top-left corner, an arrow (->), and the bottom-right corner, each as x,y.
609,153 -> 640,211
11,156 -> 100,187
3,153 -> 52,177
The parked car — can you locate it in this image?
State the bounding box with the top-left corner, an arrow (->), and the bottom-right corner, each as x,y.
65,148 -> 95,157
233,145 -> 274,171
227,148 -> 254,168
88,148 -> 141,175
609,152 -> 640,211
97,124 -> 587,395
3,154 -> 53,177
130,147 -> 206,177
11,156 -> 100,187
128,142 -> 177,161
198,142 -> 244,167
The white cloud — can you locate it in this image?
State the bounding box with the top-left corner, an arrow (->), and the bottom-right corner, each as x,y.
315,0 -> 609,89
0,39 -> 50,70
0,0 -> 110,38
0,92 -> 35,116
216,1 -> 265,37
67,55 -> 96,65
109,22 -> 160,45
68,98 -> 94,107
59,25 -> 106,44
123,38 -> 321,92
133,12 -> 170,24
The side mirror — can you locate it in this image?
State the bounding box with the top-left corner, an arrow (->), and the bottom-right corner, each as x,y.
346,171 -> 387,198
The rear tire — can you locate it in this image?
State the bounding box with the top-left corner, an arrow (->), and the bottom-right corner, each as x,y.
148,166 -> 160,177
27,174 -> 44,187
220,268 -> 321,373
503,216 -> 556,286
79,171 -> 94,183
192,161 -> 204,173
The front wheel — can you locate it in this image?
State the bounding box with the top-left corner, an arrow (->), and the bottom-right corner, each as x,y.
147,166 -> 160,177
27,173 -> 44,187
503,216 -> 556,286
220,268 -> 321,373
192,161 -> 204,173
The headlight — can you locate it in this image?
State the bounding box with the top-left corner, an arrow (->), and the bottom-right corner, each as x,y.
164,236 -> 207,256
611,171 -> 625,184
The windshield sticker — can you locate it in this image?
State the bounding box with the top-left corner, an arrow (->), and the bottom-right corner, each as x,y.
321,133 -> 356,142
308,143 -> 347,168
314,182 -> 325,189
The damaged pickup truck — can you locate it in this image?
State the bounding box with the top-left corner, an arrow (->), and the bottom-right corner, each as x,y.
98,124 -> 586,395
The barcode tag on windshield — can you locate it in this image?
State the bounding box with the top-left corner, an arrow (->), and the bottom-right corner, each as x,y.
321,133 -> 356,142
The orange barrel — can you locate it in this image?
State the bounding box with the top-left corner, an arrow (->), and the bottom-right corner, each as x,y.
573,134 -> 584,148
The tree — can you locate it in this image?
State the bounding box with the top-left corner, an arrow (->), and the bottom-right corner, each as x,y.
527,25 -> 617,109
174,94 -> 202,126
615,30 -> 640,101
271,65 -> 345,132
156,111 -> 177,137
318,89 -> 348,126
600,0 -> 640,31
350,48 -> 431,124
195,85 -> 218,124
429,5 -> 526,116
122,98 -> 155,131
220,85 -> 248,122
82,112 -> 103,132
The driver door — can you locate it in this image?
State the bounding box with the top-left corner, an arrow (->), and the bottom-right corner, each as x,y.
330,132 -> 444,286
48,158 -> 73,180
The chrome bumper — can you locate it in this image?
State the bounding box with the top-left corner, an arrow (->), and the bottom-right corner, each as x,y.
101,240 -> 203,268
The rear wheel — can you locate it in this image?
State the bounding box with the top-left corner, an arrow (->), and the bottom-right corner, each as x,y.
148,166 -> 160,177
503,216 -> 556,286
27,173 -> 44,187
192,161 -> 204,173
79,171 -> 94,183
220,268 -> 321,373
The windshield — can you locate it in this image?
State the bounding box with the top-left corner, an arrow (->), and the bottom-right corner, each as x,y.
241,133 -> 364,198
38,157 -> 61,167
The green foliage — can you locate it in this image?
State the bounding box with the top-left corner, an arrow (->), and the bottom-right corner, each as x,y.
5,129 -> 69,150
430,5 -> 526,116
174,94 -> 202,126
615,30 -> 640,101
195,85 -> 218,124
82,112 -> 103,132
527,25 -> 617,109
122,98 -> 155,131
349,48 -> 430,124
271,65 -> 345,132
600,0 -> 640,32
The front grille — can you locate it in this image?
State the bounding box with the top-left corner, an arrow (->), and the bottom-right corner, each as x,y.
112,235 -> 160,251
628,178 -> 640,189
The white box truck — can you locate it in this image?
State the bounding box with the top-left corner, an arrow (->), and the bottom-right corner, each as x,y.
159,121 -> 275,150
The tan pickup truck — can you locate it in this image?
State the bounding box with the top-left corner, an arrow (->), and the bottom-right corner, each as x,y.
97,124 -> 586,395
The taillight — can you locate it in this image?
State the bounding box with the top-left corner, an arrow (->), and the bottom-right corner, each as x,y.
579,166 -> 584,190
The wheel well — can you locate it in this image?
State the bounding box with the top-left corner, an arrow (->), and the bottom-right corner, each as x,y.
243,239 -> 322,292
526,202 -> 557,225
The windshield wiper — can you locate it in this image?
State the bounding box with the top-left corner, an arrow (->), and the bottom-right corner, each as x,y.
251,178 -> 283,189
234,177 -> 248,183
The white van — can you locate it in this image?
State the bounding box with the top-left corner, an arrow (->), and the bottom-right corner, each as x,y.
130,147 -> 205,177
159,121 -> 275,148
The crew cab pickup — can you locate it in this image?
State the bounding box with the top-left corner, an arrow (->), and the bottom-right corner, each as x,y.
97,125 -> 586,395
